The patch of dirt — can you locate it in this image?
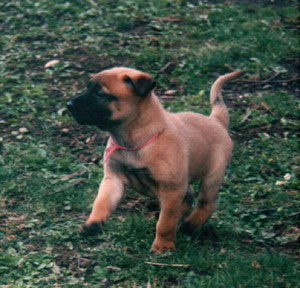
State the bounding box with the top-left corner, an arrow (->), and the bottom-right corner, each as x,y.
212,57 -> 300,142
53,121 -> 108,164
221,58 -> 300,96
193,0 -> 298,8
230,121 -> 287,142
227,95 -> 298,142
62,47 -> 123,75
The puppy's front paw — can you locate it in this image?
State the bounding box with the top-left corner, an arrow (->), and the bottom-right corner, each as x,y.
150,241 -> 175,255
79,222 -> 103,237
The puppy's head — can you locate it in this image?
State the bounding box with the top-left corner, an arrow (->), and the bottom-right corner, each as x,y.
67,67 -> 156,130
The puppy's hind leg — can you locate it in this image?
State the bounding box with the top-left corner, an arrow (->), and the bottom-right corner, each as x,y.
181,186 -> 195,217
180,169 -> 225,235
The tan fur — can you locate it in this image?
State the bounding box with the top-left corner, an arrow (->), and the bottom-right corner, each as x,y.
81,67 -> 241,254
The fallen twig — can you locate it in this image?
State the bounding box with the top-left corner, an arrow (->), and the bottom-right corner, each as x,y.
31,178 -> 85,200
144,261 -> 190,268
267,77 -> 300,83
60,170 -> 87,181
238,72 -> 280,83
239,75 -> 300,84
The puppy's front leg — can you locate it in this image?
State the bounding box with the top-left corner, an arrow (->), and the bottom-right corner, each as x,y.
80,169 -> 125,236
151,189 -> 184,254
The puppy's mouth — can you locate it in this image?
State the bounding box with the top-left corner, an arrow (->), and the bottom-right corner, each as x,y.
68,100 -> 108,124
67,100 -> 121,130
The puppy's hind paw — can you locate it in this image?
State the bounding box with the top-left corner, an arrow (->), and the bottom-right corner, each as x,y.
79,222 -> 103,237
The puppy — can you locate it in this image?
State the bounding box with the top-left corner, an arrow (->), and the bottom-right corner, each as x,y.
67,67 -> 240,254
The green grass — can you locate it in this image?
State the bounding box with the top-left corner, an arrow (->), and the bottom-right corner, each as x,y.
0,0 -> 299,287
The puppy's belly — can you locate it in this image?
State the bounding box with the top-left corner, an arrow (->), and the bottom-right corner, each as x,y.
126,167 -> 158,195
110,161 -> 157,196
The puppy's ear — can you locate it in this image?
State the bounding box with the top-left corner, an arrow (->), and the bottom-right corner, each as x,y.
124,74 -> 156,98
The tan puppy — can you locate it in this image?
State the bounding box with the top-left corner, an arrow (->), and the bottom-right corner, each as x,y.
67,67 -> 240,254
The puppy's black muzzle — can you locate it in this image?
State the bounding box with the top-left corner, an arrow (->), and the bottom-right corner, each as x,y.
67,94 -> 93,125
67,82 -> 121,130
68,96 -> 120,133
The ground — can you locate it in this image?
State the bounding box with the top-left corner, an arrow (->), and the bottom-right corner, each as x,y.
0,0 -> 299,287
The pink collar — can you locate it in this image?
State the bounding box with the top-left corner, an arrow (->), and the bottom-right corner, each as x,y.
104,132 -> 159,163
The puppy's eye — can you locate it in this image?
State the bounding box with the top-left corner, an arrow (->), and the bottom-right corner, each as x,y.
96,89 -> 116,102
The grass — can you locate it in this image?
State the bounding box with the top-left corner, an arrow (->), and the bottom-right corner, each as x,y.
0,0 -> 299,287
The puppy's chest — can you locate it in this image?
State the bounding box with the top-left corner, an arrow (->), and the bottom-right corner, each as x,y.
110,160 -> 158,195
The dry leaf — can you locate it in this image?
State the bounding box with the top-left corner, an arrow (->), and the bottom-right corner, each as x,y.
251,260 -> 261,269
19,127 -> 28,133
165,90 -> 178,95
52,263 -> 61,274
105,266 -> 121,272
44,60 -> 59,68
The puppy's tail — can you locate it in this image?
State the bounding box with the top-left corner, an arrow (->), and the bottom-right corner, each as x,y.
209,71 -> 241,129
